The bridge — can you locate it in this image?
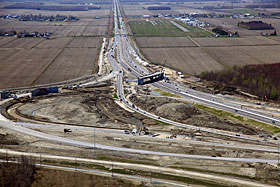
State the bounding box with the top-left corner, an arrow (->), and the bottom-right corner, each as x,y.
137,72 -> 165,85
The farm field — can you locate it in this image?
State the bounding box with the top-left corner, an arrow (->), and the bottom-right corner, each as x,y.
0,24 -> 108,37
0,2 -> 107,89
193,36 -> 280,47
35,37 -> 73,49
134,37 -> 197,48
122,4 -> 152,16
0,38 -> 44,49
173,20 -> 213,37
141,47 -> 224,75
82,25 -> 108,36
0,17 -> 109,27
203,45 -> 280,67
129,20 -> 186,37
33,48 -> 98,85
129,20 -> 210,37
0,36 -> 102,89
269,37 -> 280,43
67,37 -> 102,48
0,8 -> 111,18
0,37 -> 17,47
0,48 -> 60,89
200,17 -> 259,37
200,17 -> 280,37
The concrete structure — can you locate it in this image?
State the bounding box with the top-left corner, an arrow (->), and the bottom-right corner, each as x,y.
137,72 -> 165,85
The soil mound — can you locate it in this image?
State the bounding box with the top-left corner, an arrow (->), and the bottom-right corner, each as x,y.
155,103 -> 198,121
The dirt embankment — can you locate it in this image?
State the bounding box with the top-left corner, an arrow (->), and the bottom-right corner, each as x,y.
13,88 -> 150,130
0,133 -> 19,146
0,162 -> 136,187
130,95 -> 261,135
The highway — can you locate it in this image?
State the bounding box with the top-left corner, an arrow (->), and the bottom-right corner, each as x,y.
0,159 -> 187,187
0,119 -> 279,164
105,0 -> 280,144
0,0 -> 279,178
0,149 -> 275,187
15,122 -> 279,153
0,1 -> 279,186
111,0 -> 280,130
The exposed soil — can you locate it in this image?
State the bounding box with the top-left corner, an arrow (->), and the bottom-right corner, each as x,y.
15,88 -> 149,130
130,95 -> 261,135
0,133 -> 19,145
0,162 -> 136,187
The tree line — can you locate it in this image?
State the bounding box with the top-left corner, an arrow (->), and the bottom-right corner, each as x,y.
200,63 -> 280,101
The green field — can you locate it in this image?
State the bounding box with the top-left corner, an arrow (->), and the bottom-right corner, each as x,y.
129,20 -> 211,37
173,20 -> 213,37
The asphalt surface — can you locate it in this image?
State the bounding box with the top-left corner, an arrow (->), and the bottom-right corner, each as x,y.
0,0 -> 279,170
111,0 -> 280,129
0,159 -> 187,187
0,119 -> 279,164
108,0 -> 280,145
15,122 -> 279,153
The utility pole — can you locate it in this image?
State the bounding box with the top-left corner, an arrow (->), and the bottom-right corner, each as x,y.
150,169 -> 152,184
75,158 -> 77,172
112,162 -> 114,177
277,140 -> 280,175
94,127 -> 96,157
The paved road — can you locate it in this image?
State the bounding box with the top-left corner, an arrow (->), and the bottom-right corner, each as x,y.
107,0 -> 280,145
1,149 -> 275,187
112,0 -> 280,129
0,119 -> 278,164
0,159 -> 187,187
15,122 -> 279,153
0,0 -> 279,169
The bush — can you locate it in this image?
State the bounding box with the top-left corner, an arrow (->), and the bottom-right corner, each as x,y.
200,63 -> 280,101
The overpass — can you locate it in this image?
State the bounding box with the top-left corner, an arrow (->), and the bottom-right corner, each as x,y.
137,72 -> 165,85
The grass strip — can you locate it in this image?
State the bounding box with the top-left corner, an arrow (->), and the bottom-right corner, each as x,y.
195,104 -> 280,134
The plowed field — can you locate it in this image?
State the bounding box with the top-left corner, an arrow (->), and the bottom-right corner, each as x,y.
0,48 -> 60,89
33,48 -> 98,85
141,47 -> 224,75
135,37 -> 197,48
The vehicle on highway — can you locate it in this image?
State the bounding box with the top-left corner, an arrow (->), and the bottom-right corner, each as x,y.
131,129 -> 138,134
124,130 -> 130,134
64,128 -> 72,133
152,134 -> 160,137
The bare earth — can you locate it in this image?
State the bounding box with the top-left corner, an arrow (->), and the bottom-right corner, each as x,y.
141,47 -> 224,75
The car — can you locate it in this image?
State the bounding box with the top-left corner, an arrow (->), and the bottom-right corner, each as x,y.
272,120 -> 275,124
131,129 -> 138,134
124,130 -> 130,134
64,128 -> 72,133
158,117 -> 161,119
235,134 -> 240,136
